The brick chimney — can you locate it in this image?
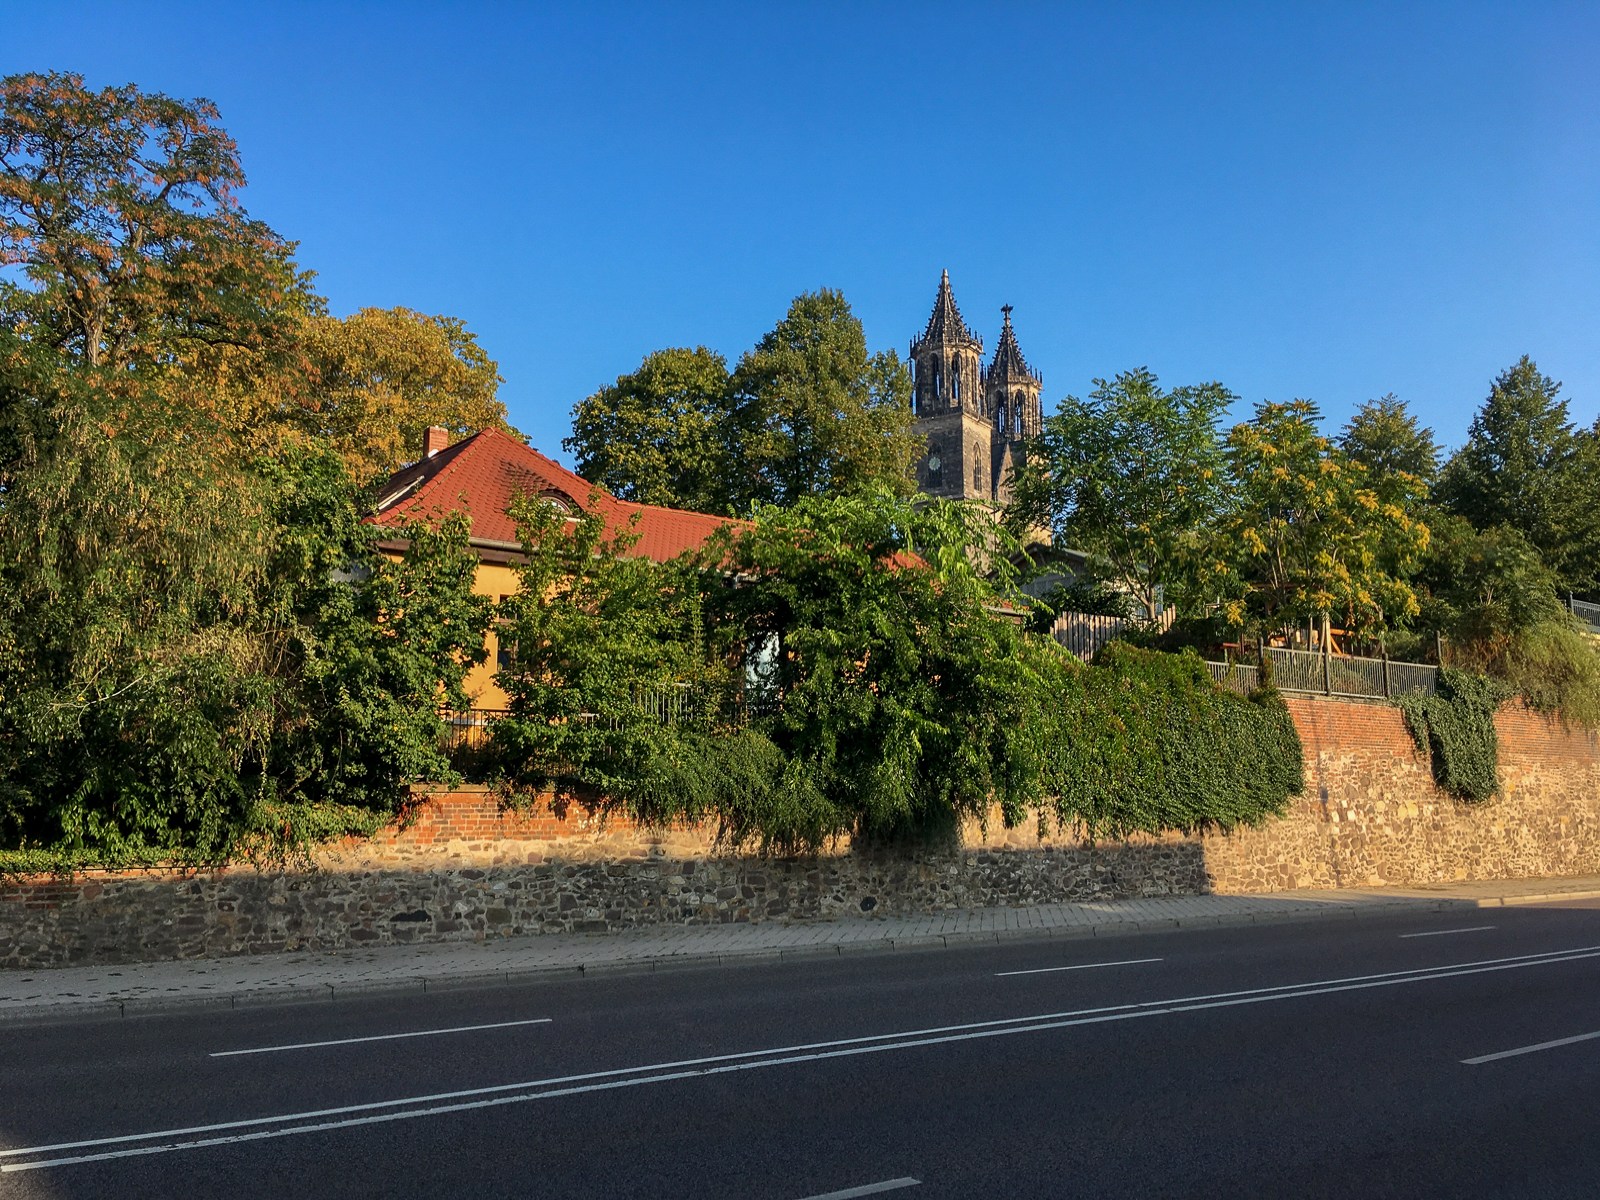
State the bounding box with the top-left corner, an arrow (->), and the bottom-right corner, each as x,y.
423,426 -> 449,459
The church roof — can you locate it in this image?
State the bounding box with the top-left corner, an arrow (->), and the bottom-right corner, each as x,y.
366,428 -> 740,563
911,269 -> 982,353
985,305 -> 1040,385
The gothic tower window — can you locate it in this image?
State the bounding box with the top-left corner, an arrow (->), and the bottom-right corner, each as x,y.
925,441 -> 943,489
949,358 -> 959,402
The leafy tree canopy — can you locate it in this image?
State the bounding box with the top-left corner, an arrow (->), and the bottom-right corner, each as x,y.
564,291 -> 919,515
0,73 -> 500,865
0,71 -> 308,377
293,306 -> 512,482
564,346 -> 729,511
727,290 -> 920,509
1006,368 -> 1233,619
1220,400 -> 1428,640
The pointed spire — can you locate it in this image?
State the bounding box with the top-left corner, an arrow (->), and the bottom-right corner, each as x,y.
911,269 -> 981,355
987,303 -> 1040,385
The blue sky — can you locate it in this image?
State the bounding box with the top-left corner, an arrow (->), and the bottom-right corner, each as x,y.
8,2 -> 1599,464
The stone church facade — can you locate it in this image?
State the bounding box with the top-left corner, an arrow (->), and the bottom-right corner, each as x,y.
909,270 -> 1043,506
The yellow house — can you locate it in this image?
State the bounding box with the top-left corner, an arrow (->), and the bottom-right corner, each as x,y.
367,426 -> 740,710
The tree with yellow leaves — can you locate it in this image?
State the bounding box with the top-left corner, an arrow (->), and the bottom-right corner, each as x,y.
1220,400 -> 1429,645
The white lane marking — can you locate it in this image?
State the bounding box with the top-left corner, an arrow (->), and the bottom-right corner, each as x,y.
793,1179 -> 921,1199
8,942 -> 1600,1172
1462,1029 -> 1600,1065
996,957 -> 1161,977
1400,926 -> 1497,939
210,1018 -> 552,1057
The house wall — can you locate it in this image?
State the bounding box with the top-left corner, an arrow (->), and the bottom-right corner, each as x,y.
2,698 -> 1596,968
465,559 -> 520,709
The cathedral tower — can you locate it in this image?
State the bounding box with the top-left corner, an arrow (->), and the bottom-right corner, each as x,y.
982,304 -> 1043,506
909,271 -> 990,500
909,273 -> 1043,508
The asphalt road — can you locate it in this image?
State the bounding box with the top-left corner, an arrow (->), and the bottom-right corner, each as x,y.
2,899 -> 1599,1199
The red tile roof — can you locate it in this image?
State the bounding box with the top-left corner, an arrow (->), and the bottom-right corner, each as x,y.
366,429 -> 741,562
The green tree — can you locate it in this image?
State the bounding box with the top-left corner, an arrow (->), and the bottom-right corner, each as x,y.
0,74 -> 497,862
726,291 -> 919,509
1221,400 -> 1428,643
1007,368 -> 1233,619
699,491 -> 1038,844
564,346 -> 730,511
1436,357 -> 1593,593
1338,393 -> 1440,504
489,492 -> 729,813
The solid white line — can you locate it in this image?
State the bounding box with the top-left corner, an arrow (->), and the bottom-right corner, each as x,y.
1462,1029 -> 1600,1065
8,942 -> 1599,1172
209,1018 -> 552,1057
1399,926 -> 1497,939
793,1178 -> 921,1199
996,957 -> 1161,977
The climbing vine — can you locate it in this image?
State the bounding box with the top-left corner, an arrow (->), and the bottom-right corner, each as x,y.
1393,668 -> 1514,803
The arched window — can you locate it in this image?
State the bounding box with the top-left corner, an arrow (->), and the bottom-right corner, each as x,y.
950,358 -> 960,402
932,359 -> 941,401
997,401 -> 1007,434
973,459 -> 982,490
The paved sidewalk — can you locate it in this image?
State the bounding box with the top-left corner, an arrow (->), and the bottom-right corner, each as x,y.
4,875 -> 1598,1021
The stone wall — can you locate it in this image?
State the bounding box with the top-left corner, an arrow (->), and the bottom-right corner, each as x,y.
1,697 -> 1596,968
0,800 -> 1204,967
1199,696 -> 1600,892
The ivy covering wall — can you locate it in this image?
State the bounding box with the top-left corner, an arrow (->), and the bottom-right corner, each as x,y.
1394,669 -> 1514,803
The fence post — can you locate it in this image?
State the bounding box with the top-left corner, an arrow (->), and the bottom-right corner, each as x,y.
1322,642 -> 1331,696
1382,644 -> 1391,699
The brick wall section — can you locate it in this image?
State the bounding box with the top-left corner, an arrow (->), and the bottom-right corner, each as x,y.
1198,696 -> 1600,892
2,697 -> 1597,967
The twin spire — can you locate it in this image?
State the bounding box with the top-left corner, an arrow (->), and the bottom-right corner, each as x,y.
912,270 -> 1039,387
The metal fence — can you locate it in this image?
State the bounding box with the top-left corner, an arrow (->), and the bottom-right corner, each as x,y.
440,686 -> 707,755
1205,648 -> 1436,700
439,708 -> 508,754
1206,661 -> 1259,696
1572,597 -> 1600,634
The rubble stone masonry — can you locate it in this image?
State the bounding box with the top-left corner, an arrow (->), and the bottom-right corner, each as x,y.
2,698 -> 1596,968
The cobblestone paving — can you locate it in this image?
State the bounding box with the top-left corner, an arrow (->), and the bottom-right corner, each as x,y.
4,876 -> 1597,1019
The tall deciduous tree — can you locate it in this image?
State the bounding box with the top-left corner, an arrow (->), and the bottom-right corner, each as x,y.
0,71 -> 304,374
727,290 -> 918,509
1006,368 -> 1233,619
1221,400 -> 1428,642
0,74 -> 496,861
564,293 -> 918,515
564,346 -> 729,511
295,307 -> 511,482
